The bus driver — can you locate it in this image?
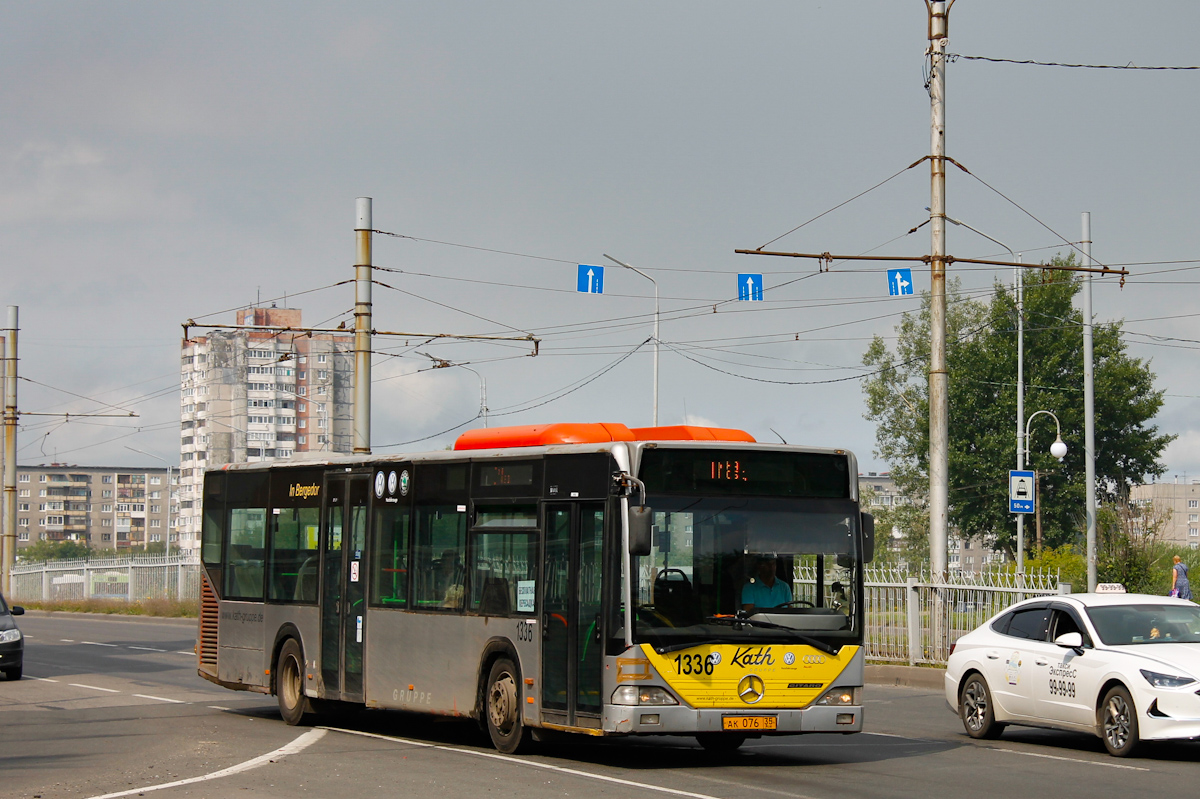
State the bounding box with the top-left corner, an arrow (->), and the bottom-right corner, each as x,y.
741,554 -> 792,611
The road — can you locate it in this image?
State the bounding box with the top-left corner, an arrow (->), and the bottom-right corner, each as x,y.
2,613 -> 1198,799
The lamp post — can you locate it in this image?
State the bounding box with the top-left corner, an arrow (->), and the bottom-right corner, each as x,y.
124,446 -> 177,556
603,254 -> 659,426
939,212 -> 1027,572
1021,411 -> 1068,573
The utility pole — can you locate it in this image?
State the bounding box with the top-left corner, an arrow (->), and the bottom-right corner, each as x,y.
927,1 -> 951,582
354,198 -> 373,455
2,306 -> 17,597
1082,212 -> 1097,591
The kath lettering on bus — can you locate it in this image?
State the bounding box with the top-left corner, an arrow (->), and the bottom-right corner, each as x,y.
731,646 -> 775,667
289,483 -> 320,499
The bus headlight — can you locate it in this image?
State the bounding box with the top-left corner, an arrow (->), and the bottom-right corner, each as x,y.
611,686 -> 679,706
0,629 -> 21,644
815,687 -> 860,706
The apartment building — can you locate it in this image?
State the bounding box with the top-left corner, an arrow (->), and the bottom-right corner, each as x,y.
13,465 -> 174,552
1129,480 -> 1200,549
176,306 -> 354,552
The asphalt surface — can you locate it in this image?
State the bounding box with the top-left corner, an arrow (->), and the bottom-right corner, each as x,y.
2,613 -> 1199,799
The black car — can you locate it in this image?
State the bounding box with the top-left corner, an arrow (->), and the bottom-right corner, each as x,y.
0,592 -> 24,680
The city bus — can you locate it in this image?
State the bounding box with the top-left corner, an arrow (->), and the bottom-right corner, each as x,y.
196,422 -> 875,753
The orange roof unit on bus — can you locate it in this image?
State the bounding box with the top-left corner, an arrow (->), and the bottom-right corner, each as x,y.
453,423 -> 755,451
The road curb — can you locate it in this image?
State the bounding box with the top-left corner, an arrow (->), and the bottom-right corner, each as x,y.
866,664 -> 946,690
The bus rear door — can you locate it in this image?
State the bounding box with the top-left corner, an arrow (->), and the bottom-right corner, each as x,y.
320,472 -> 371,702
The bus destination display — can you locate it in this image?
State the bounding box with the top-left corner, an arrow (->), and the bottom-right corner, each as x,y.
640,449 -> 850,498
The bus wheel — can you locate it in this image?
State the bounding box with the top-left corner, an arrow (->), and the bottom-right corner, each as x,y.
276,638 -> 310,726
486,657 -> 530,754
696,733 -> 746,753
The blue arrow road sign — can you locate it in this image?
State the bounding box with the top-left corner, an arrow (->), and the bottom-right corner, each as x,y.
738,274 -> 764,301
888,268 -> 914,296
577,264 -> 603,294
1009,470 -> 1035,514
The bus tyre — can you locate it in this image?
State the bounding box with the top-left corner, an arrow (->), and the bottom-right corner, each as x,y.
696,733 -> 746,753
1100,685 -> 1139,757
276,638 -> 310,726
960,673 -> 1004,739
486,657 -> 530,754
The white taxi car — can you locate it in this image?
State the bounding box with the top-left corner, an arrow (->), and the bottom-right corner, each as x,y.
945,591 -> 1200,757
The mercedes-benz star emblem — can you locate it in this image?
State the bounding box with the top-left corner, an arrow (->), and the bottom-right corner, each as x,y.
738,675 -> 765,704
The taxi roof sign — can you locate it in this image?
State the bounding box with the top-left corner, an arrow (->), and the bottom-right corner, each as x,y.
1095,583 -> 1127,594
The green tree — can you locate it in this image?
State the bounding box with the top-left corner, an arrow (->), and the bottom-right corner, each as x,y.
862,256 -> 1173,559
20,539 -> 93,561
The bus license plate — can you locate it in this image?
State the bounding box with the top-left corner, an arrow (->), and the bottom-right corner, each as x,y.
722,716 -> 777,731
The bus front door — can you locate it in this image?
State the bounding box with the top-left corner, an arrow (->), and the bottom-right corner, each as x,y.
542,503 -> 605,728
320,473 -> 370,703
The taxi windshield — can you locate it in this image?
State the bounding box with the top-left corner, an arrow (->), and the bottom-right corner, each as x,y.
1086,603 -> 1200,645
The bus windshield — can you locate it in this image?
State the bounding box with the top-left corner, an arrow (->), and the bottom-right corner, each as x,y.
631,496 -> 862,649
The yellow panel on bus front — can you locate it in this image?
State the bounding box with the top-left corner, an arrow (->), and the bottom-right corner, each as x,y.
642,644 -> 859,709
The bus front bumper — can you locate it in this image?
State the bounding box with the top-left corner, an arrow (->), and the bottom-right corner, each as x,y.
603,703 -> 863,735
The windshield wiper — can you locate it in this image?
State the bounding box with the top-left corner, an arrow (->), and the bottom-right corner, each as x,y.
705,615 -> 840,656
653,639 -> 726,655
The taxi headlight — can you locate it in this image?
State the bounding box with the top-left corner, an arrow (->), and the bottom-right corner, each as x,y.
611,686 -> 679,706
815,686 -> 861,706
1140,669 -> 1196,689
0,629 -> 21,644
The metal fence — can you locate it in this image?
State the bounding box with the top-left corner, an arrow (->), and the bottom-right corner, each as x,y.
9,555 -> 202,603
864,567 -> 1066,665
9,556 -> 1061,667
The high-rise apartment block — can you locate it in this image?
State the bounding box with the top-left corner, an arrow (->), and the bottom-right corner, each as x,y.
13,465 -> 174,552
1129,480 -> 1200,549
177,307 -> 354,551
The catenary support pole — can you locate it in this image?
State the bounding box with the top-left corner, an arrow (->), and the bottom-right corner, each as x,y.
2,306 -> 17,596
354,198 -> 373,455
1082,212 -> 1097,591
927,2 -> 949,582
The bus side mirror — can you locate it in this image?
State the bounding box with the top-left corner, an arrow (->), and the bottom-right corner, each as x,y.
628,506 -> 653,556
860,513 -> 875,564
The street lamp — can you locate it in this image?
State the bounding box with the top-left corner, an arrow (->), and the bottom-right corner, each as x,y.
603,254 -> 659,427
1019,410 -> 1068,572
933,212 -> 1029,571
125,446 -> 177,557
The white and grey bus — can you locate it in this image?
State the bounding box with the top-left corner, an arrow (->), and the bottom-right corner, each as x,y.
197,422 -> 875,753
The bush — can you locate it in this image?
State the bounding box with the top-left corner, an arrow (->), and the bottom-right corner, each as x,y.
18,598 -> 199,617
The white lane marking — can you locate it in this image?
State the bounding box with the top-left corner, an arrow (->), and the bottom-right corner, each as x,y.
133,694 -> 187,704
82,641 -> 119,647
988,746 -> 1150,771
326,727 -> 723,799
69,684 -> 120,693
128,646 -> 167,652
31,677 -> 59,682
208,706 -> 232,711
85,728 -> 326,799
60,639 -> 75,642
174,651 -> 194,655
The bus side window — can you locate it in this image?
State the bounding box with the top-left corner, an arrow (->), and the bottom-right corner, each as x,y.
225,507 -> 267,600
470,531 -> 538,616
371,504 -> 410,607
270,507 -> 320,603
413,505 -> 466,610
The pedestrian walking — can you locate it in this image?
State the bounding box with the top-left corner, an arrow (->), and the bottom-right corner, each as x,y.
1170,555 -> 1191,600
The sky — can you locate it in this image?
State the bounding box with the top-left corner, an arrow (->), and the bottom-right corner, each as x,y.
3,1 -> 1199,485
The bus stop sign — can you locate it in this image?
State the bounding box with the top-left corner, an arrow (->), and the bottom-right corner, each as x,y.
1009,470 -> 1034,514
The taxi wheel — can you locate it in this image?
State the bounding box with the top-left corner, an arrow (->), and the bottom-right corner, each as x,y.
1100,685 -> 1140,757
960,674 -> 1004,739
697,733 -> 747,753
3,666 -> 20,681
486,657 -> 531,754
